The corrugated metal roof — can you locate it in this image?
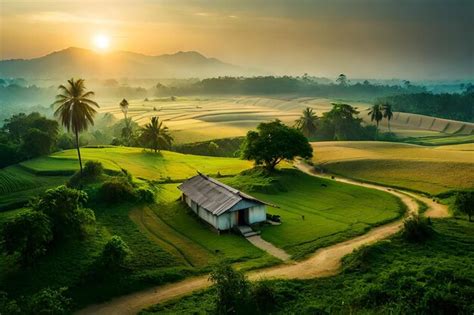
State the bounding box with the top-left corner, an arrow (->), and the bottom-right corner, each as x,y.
178,173 -> 271,216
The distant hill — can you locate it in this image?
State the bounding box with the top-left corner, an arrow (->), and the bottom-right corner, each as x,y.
0,47 -> 256,79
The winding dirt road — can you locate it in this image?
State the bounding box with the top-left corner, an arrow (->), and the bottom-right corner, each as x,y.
76,163 -> 448,315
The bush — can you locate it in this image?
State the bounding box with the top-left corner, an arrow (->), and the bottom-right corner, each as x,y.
209,261 -> 250,314
252,280 -> 276,313
25,287 -> 71,315
0,291 -> 21,314
101,235 -> 131,269
32,185 -> 95,239
83,160 -> 103,178
99,178 -> 135,203
403,215 -> 433,242
136,188 -> 155,203
1,210 -> 53,266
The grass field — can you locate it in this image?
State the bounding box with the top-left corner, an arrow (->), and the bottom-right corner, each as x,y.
96,96 -> 472,144
20,146 -> 252,181
312,141 -> 474,195
142,218 -> 474,314
222,168 -> 404,258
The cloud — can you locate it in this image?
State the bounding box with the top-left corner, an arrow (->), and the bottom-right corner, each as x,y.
26,11 -> 122,25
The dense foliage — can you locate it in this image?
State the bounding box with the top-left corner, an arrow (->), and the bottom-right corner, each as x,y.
378,90 -> 474,122
172,137 -> 243,157
1,210 -> 53,266
31,185 -> 95,240
0,288 -> 71,315
143,219 -> 474,315
101,235 -> 131,269
0,112 -> 59,167
454,191 -> 474,221
241,120 -> 312,170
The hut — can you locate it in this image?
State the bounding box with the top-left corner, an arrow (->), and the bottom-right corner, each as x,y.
178,173 -> 269,232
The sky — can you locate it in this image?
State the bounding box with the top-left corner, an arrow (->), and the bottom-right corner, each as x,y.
0,0 -> 473,79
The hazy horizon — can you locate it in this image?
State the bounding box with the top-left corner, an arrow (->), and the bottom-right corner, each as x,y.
1,0 -> 473,80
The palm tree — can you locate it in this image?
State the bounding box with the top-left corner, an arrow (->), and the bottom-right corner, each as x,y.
382,103 -> 394,133
119,98 -> 132,145
140,116 -> 173,153
119,98 -> 129,120
295,107 -> 319,138
53,78 -> 99,175
368,103 -> 383,139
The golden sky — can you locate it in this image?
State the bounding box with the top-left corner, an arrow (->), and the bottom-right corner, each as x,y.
0,0 -> 473,79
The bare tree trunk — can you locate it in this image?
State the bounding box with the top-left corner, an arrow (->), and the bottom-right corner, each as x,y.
388,119 -> 391,133
75,130 -> 83,175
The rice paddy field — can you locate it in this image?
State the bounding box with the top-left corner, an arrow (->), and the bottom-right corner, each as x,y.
312,141 -> 474,195
96,96 -> 473,143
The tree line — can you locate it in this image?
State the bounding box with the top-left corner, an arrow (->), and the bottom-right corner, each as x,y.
377,87 -> 474,122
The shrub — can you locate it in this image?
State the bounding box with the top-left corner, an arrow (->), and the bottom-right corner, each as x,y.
99,178 -> 135,203
25,287 -> 71,315
83,160 -> 104,178
31,185 -> 94,239
403,215 -> 433,242
0,291 -> 21,314
101,235 -> 131,269
252,280 -> 276,313
209,261 -> 250,314
136,187 -> 155,203
1,210 -> 53,266
454,191 -> 474,221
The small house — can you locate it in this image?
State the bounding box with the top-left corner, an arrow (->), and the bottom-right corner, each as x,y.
178,173 -> 270,231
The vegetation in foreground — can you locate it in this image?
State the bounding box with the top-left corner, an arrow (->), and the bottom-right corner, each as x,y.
142,217 -> 474,315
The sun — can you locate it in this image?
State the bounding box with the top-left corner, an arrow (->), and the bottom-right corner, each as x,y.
93,34 -> 110,51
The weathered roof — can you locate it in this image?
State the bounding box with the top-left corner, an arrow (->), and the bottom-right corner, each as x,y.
178,173 -> 272,216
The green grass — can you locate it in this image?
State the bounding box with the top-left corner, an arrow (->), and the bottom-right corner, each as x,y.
312,141 -> 474,195
142,218 -> 474,314
20,147 -> 252,181
222,168 -> 404,259
0,165 -> 68,210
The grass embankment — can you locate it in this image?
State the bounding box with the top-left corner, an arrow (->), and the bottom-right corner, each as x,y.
222,168 -> 404,259
142,218 -> 474,314
312,141 -> 474,195
20,146 -> 251,180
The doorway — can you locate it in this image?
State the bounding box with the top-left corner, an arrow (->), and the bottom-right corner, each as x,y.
237,209 -> 247,225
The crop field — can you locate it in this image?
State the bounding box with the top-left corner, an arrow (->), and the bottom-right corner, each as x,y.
96,96 -> 473,143
0,166 -> 68,210
221,169 -> 403,258
20,147 -> 252,181
312,141 -> 474,195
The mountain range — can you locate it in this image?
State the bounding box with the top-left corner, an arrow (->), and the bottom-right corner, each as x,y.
0,47 -> 256,79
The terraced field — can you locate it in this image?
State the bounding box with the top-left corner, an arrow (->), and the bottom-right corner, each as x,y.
96,96 -> 473,143
312,141 -> 474,195
20,147 -> 252,181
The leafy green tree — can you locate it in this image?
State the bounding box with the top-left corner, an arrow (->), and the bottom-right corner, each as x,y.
1,211 -> 53,266
31,185 -> 95,239
139,116 -> 173,152
321,103 -> 366,140
53,78 -> 99,175
241,120 -> 312,170
454,191 -> 474,221
25,287 -> 71,315
21,128 -> 55,158
101,235 -> 131,268
209,261 -> 250,314
382,102 -> 394,132
0,291 -> 20,314
295,107 -> 319,138
368,103 -> 384,138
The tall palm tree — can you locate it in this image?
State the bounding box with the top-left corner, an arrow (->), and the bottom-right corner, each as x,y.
53,78 -> 99,174
295,107 -> 319,138
119,98 -> 129,120
382,103 -> 394,133
119,98 -> 132,145
368,103 -> 383,139
140,116 -> 173,153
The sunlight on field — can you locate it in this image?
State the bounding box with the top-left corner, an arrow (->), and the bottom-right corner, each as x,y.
21,147 -> 252,181
312,141 -> 474,194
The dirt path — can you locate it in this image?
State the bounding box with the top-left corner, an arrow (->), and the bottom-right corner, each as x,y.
246,235 -> 291,261
77,163 -> 448,315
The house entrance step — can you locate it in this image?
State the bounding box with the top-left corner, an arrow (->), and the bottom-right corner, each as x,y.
237,225 -> 260,237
